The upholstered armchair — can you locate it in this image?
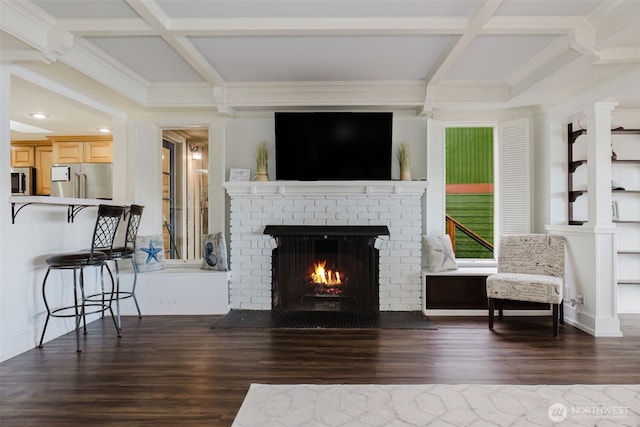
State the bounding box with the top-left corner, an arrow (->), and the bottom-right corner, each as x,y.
486,234 -> 565,337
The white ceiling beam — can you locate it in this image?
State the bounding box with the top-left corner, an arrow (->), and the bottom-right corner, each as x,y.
508,41 -> 581,103
595,46 -> 640,64
421,0 -> 505,113
167,16 -> 468,36
220,81 -> 425,109
57,19 -> 158,36
0,49 -> 45,62
124,0 -> 226,87
588,0 -> 640,49
483,16 -> 587,34
49,16 -> 469,37
61,37 -> 150,105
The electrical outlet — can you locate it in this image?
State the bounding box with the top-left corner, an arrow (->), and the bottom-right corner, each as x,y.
576,294 -> 584,305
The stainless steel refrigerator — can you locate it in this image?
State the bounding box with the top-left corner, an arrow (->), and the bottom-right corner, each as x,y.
51,163 -> 113,199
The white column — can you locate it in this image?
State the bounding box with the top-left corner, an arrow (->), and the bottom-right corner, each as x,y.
548,102 -> 621,337
585,103 -> 617,227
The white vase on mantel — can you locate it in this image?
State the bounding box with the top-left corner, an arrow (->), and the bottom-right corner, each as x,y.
400,169 -> 411,181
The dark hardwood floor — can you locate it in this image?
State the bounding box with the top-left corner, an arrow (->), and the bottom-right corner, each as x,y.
1,314 -> 639,426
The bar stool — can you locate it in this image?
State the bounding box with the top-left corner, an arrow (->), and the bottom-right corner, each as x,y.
88,204 -> 144,330
38,204 -> 125,352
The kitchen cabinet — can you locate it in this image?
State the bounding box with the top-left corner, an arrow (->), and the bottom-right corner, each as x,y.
11,145 -> 35,167
11,141 -> 52,195
35,145 -> 53,195
50,136 -> 112,163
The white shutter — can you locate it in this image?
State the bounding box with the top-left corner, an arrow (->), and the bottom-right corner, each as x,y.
426,118 -> 445,235
499,118 -> 531,234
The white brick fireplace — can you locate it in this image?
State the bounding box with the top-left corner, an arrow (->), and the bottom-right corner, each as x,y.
223,181 -> 428,311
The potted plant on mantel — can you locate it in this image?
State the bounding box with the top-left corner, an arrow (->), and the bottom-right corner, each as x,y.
396,142 -> 411,181
255,140 -> 269,181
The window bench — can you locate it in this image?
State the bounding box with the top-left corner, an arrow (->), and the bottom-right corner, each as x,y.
116,265 -> 231,315
422,266 -> 549,316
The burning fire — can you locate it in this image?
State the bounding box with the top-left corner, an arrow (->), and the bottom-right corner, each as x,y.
310,261 -> 342,286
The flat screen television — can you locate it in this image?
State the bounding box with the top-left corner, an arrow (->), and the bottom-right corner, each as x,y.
275,112 -> 392,181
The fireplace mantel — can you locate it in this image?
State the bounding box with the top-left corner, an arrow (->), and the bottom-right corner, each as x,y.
223,180 -> 428,196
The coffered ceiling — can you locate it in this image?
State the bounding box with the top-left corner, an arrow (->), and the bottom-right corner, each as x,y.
1,0 -> 639,139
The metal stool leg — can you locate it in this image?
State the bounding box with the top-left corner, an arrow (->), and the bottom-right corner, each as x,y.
79,268 -> 88,335
114,260 -> 122,330
73,269 -> 82,352
103,264 -> 121,337
38,268 -> 52,348
130,259 -> 142,318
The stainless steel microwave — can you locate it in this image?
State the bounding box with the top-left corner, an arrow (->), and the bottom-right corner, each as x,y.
10,167 -> 35,195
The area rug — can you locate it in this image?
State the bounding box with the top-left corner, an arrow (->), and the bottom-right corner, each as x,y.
232,384 -> 640,426
212,310 -> 436,330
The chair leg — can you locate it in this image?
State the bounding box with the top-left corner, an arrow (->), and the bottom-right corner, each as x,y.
73,269 -> 82,352
488,298 -> 495,330
559,300 -> 564,325
498,300 -> 503,319
38,268 -> 52,348
79,268 -> 88,335
552,304 -> 559,338
114,260 -> 122,330
131,258 -> 142,318
103,264 -> 121,337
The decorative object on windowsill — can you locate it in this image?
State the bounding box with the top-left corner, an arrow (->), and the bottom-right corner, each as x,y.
134,235 -> 166,272
201,232 -> 229,271
423,234 -> 458,272
254,140 -> 269,181
612,201 -> 619,221
611,144 -> 617,161
396,142 -> 411,181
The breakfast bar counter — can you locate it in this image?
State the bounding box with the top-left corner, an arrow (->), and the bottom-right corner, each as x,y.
9,196 -> 131,224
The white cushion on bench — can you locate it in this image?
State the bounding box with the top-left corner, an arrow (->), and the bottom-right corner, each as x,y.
486,272 -> 563,304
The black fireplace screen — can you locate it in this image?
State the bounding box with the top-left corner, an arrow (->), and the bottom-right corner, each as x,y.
265,226 -> 389,312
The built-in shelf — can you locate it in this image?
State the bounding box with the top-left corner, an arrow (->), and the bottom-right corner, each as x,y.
613,220 -> 640,224
569,190 -> 586,202
618,250 -> 640,254
618,279 -> 640,285
569,160 -> 586,173
612,159 -> 640,164
612,189 -> 640,193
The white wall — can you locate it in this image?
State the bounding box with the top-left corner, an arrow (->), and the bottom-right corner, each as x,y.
224,114 -> 428,182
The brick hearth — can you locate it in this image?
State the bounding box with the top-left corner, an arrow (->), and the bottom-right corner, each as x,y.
223,181 -> 428,311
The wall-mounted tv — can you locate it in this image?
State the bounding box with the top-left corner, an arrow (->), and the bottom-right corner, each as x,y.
275,112 -> 392,181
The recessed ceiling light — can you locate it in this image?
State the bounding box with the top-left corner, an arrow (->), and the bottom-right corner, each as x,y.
29,112 -> 49,119
98,128 -> 112,133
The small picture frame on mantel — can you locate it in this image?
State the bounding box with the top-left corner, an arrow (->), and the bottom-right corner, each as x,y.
612,201 -> 619,221
229,168 -> 250,182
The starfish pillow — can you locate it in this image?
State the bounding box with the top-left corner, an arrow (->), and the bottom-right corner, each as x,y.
424,234 -> 458,273
134,234 -> 167,272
